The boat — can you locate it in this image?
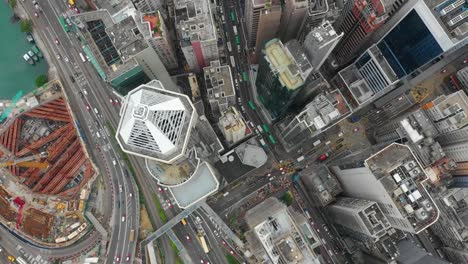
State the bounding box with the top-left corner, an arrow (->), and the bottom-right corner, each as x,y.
23,54 -> 34,65
26,33 -> 34,43
31,45 -> 43,58
28,50 -> 39,62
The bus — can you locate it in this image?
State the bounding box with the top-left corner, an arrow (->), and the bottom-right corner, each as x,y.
58,16 -> 70,33
181,218 -> 187,226
268,134 -> 277,144
235,35 -> 240,45
261,124 -> 270,133
17,257 -> 28,264
242,72 -> 248,82
129,229 -> 135,242
233,25 -> 237,35
248,100 -> 256,110
230,10 -> 236,22
198,235 -> 210,254
230,56 -> 236,68
79,52 -> 86,62
227,41 -> 232,52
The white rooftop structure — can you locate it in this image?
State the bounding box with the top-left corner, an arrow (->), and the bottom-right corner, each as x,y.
116,80 -> 196,163
169,162 -> 219,208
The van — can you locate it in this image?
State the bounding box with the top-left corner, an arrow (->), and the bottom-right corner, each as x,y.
93,108 -> 99,114
96,132 -> 101,138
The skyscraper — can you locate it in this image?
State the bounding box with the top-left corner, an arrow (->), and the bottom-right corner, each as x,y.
255,39 -> 312,121
331,143 -> 439,233
141,11 -> 178,70
116,80 -> 222,208
244,0 -> 282,63
278,0 -> 309,43
303,20 -> 343,70
332,0 -> 391,66
333,0 -> 461,110
278,90 -> 351,150
175,0 -> 218,72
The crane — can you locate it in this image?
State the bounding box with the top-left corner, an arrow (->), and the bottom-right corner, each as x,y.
0,152 -> 49,169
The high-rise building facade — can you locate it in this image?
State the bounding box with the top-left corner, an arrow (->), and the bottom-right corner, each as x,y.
296,0 -> 333,43
332,0 -> 393,66
278,0 -> 309,42
132,0 -> 161,13
175,0 -> 218,72
331,143 -> 439,233
141,11 -> 179,70
333,0 -> 462,110
279,90 -> 351,149
71,9 -> 177,93
303,20 -> 343,70
255,39 -> 312,121
245,0 -> 282,63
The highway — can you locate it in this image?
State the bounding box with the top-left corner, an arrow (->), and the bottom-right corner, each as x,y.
0,0 -> 140,263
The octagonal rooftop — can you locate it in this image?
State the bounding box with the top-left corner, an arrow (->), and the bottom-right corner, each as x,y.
116,80 -> 196,163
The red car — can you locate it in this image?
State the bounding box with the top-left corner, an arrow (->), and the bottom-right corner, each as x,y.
166,200 -> 173,209
318,153 -> 329,162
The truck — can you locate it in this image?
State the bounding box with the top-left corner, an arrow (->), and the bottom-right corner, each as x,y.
313,140 -> 321,147
296,156 -> 305,162
129,229 -> 135,242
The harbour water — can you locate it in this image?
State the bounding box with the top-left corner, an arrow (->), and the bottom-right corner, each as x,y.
0,3 -> 48,100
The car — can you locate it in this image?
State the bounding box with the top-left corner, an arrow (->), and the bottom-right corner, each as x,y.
121,215 -> 126,222
214,230 -> 219,237
222,240 -> 227,246
318,153 -> 329,162
114,98 -> 120,105
55,38 -> 59,45
56,54 -> 61,60
85,104 -> 90,111
64,57 -> 69,62
185,234 -> 191,241
166,200 -> 173,208
335,144 -> 344,150
115,256 -> 120,262
129,193 -> 133,198
337,138 -> 344,143
158,186 -> 164,192
82,88 -> 88,95
353,127 -> 360,133
323,224 -> 329,232
74,7 -> 80,13
464,59 -> 467,64
125,254 -> 130,262
119,185 -> 123,192
200,259 -> 205,264
34,12 -> 39,17
441,69 -> 447,73
230,249 -> 236,255
69,75 -> 75,83
110,98 -> 115,104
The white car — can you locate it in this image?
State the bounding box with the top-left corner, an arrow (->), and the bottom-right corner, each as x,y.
129,193 -> 133,198
121,215 -> 126,222
64,57 -> 69,62
119,185 -> 123,192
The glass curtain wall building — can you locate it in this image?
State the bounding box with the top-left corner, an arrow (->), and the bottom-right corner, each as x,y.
333,0 -> 460,109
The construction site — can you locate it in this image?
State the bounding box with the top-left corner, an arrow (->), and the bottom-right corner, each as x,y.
0,81 -> 97,243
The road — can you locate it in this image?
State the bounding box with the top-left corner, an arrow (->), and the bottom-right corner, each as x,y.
0,0 -> 139,263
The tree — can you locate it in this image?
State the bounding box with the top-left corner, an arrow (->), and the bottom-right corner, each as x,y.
280,191 -> 293,206
8,0 -> 17,9
20,19 -> 32,33
35,75 -> 48,87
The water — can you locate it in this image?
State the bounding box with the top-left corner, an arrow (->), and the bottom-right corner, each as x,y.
0,3 -> 48,100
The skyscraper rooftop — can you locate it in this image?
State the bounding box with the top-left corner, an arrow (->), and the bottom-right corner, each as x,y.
116,80 -> 196,163
263,39 -> 312,91
175,0 -> 216,43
